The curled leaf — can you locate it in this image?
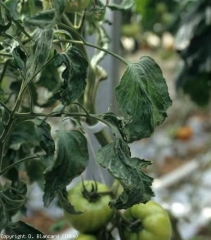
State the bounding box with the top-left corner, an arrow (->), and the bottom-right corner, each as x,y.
115,56 -> 172,143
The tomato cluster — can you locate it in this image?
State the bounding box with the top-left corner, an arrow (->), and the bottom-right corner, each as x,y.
65,180 -> 172,240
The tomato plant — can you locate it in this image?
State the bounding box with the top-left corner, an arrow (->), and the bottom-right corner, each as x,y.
0,0 -> 172,238
65,181 -> 114,233
122,201 -> 172,240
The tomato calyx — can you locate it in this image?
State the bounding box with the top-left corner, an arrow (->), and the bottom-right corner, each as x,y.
121,214 -> 143,233
82,180 -> 99,202
81,180 -> 112,202
128,218 -> 143,232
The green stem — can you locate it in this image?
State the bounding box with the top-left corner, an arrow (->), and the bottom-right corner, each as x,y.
0,53 -> 12,58
85,41 -> 128,65
0,100 -> 12,114
0,60 -> 10,84
12,80 -> 26,114
15,112 -> 110,128
71,102 -> 90,116
0,115 -> 15,171
0,156 -> 39,176
53,39 -> 129,65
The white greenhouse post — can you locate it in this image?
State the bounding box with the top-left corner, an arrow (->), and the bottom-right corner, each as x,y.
83,4 -> 122,186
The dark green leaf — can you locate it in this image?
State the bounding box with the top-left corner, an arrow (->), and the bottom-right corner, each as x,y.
25,159 -> 45,185
24,10 -> 55,29
34,118 -> 55,156
108,0 -> 134,10
37,61 -> 60,91
4,167 -> 19,184
54,46 -> 88,105
115,56 -> 172,143
12,46 -> 27,73
28,82 -> 38,107
176,64 -> 211,106
5,221 -> 44,238
10,80 -> 21,95
43,128 -> 89,207
5,120 -> 38,151
26,28 -> 53,81
96,138 -> 154,209
58,189 -> 83,215
101,112 -> 125,139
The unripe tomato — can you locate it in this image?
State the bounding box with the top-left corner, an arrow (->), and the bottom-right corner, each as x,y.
65,180 -> 114,233
86,0 -> 106,22
65,0 -> 91,12
123,201 -> 172,240
76,234 -> 97,240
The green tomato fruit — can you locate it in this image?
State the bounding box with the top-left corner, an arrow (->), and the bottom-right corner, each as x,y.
77,234 -> 97,240
86,0 -> 106,22
111,179 -> 123,198
123,201 -> 172,240
65,0 -> 91,12
65,180 -> 114,233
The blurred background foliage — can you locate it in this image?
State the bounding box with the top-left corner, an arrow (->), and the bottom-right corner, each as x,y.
121,0 -> 211,107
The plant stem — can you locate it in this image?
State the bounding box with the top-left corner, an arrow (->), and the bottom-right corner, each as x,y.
59,17 -> 112,148
53,39 -> 129,65
15,111 -> 112,129
85,41 -> 128,65
0,53 -> 12,58
0,156 -> 39,175
0,100 -> 12,114
0,60 -> 10,84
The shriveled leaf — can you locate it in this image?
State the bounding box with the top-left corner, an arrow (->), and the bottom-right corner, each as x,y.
100,112 -> 125,139
26,28 -> 53,81
24,10 -> 55,29
54,46 -> 88,105
115,56 -> 172,143
108,0 -> 134,10
43,128 -> 89,207
58,189 -> 83,215
96,138 -> 154,209
5,221 -> 44,238
34,118 -> 55,156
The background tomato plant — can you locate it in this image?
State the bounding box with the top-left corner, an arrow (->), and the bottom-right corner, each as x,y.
0,0 -> 172,239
